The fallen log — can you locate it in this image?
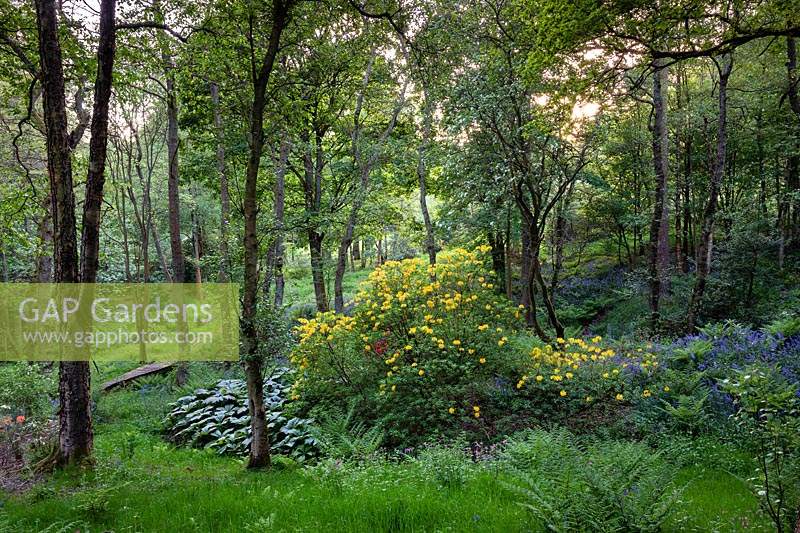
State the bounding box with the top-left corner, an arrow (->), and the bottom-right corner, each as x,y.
100,362 -> 174,392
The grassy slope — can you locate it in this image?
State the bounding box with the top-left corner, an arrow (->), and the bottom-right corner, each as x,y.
1,427 -> 771,532
1,374 -> 772,533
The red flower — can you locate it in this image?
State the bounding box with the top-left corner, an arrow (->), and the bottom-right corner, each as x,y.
15,415 -> 25,424
374,338 -> 388,356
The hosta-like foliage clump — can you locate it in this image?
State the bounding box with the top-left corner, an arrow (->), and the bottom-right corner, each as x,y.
165,368 -> 318,461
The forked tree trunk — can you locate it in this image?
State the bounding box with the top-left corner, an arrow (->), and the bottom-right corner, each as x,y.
79,0 -> 116,283
36,0 -> 117,466
519,222 -> 547,340
687,54 -> 733,331
535,255 -> 564,339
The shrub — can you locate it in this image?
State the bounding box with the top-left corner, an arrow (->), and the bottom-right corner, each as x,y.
512,336 -> 664,427
722,365 -> 800,533
289,248 -> 525,447
165,367 -> 318,461
0,363 -> 56,420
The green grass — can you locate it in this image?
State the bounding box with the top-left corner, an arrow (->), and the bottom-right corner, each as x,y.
2,429 -> 527,532
283,266 -> 371,309
669,467 -> 772,532
1,425 -> 772,532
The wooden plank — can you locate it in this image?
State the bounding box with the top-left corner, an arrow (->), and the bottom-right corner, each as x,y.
101,362 -> 174,392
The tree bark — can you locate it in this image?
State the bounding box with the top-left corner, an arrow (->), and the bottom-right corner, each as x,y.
273,135 -> 289,307
210,81 -> 231,282
165,72 -> 183,282
36,0 -> 84,467
35,0 -> 116,467
787,37 -> 800,244
535,255 -> 564,339
418,85 -> 436,265
504,210 -> 512,299
79,0 -> 116,284
36,199 -> 53,282
309,229 -> 328,312
191,205 -> 202,284
241,0 -> 290,469
682,135 -> 692,273
687,54 -> 733,331
648,60 -> 670,332
519,220 -> 547,339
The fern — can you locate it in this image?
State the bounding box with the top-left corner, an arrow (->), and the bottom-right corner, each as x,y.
312,402 -> 383,460
500,430 -> 685,532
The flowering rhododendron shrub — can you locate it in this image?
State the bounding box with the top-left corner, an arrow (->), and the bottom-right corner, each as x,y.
513,337 -> 666,418
289,248 -> 526,446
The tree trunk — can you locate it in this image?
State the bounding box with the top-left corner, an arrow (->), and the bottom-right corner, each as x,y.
418,86 -> 436,265
535,254 -> 564,339
79,0 -> 116,284
191,207 -> 202,284
1,246 -> 7,282
151,220 -> 170,282
648,60 -> 670,332
787,37 -> 800,243
519,221 -> 548,339
244,358 -> 269,468
687,54 -> 733,331
334,53 -> 406,312
210,81 -> 231,282
36,200 -> 53,282
273,135 -> 288,307
36,0 -> 116,467
309,229 -> 328,312
549,205 -> 567,296
241,0 -> 289,469
360,239 -> 367,269
165,74 -> 183,282
115,188 -> 131,281
682,136 -> 692,273
504,210 -> 512,299
36,0 -> 84,467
